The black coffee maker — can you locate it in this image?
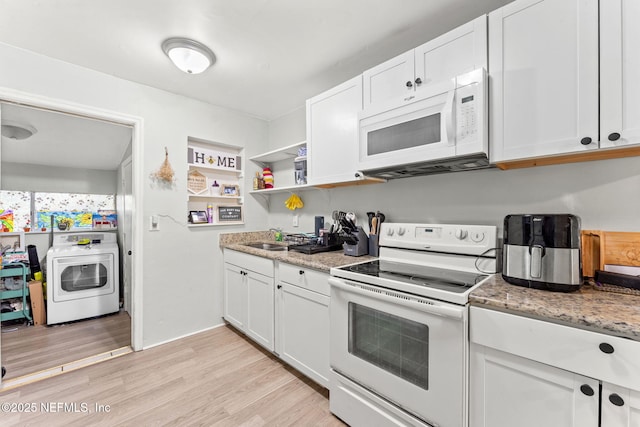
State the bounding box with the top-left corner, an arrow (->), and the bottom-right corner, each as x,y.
502,214 -> 582,292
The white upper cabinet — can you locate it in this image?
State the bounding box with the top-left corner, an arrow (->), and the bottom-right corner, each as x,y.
363,15 -> 487,111
600,0 -> 640,149
489,0 -> 599,163
306,75 -> 363,185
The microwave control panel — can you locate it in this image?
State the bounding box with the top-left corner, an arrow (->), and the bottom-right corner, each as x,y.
456,82 -> 479,144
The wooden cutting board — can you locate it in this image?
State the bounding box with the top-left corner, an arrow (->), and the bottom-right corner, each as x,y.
581,230 -> 640,278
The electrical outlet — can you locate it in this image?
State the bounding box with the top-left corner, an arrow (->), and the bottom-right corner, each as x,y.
150,215 -> 159,231
292,214 -> 299,227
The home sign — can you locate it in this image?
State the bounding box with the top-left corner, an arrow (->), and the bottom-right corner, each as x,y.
188,146 -> 242,172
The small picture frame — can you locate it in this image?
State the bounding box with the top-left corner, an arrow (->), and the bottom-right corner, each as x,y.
189,210 -> 209,224
220,184 -> 239,197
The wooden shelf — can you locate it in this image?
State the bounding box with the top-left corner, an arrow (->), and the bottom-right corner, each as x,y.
250,141 -> 306,165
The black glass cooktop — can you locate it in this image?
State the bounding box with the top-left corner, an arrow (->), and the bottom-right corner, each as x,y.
338,259 -> 488,293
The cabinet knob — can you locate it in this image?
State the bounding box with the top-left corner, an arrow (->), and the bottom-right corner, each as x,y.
608,132 -> 621,141
609,393 -> 625,407
580,137 -> 593,145
580,384 -> 595,396
127,250 -> 132,255
299,270 -> 305,275
599,342 -> 615,354
406,80 -> 413,88
277,284 -> 282,289
414,77 -> 422,86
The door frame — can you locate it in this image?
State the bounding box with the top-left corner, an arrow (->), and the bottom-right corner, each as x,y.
0,87 -> 144,354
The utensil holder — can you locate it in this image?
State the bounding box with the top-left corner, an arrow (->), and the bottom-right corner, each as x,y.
368,234 -> 379,257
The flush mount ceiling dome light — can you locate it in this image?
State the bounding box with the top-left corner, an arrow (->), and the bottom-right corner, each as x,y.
162,37 -> 216,74
1,121 -> 37,140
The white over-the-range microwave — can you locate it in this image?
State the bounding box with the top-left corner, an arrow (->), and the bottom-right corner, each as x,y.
357,68 -> 489,179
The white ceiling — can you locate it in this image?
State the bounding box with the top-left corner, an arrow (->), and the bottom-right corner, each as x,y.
0,0 -> 512,121
1,103 -> 132,170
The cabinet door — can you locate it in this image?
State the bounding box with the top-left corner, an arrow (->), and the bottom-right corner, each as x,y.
246,271 -> 274,351
600,0 -> 640,149
414,15 -> 487,89
223,263 -> 247,331
362,50 -> 414,109
276,282 -> 330,388
489,0 -> 599,162
306,75 -> 363,185
601,383 -> 640,427
470,344 -> 599,427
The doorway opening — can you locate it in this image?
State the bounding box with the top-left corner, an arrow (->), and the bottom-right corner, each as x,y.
0,90 -> 142,387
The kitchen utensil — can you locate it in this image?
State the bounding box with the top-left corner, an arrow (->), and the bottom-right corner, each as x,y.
366,212 -> 375,233
371,217 -> 378,235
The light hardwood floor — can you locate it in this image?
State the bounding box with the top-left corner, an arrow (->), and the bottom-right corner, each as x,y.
0,325 -> 346,426
1,311 -> 131,379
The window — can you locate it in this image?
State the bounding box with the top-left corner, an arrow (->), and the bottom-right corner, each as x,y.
0,191 -> 31,231
0,191 -> 115,231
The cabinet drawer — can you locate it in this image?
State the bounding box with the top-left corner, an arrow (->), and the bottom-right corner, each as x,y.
470,306 -> 640,390
278,262 -> 329,296
224,249 -> 274,278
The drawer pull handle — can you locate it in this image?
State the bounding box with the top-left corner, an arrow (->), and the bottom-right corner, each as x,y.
599,343 -> 615,354
580,385 -> 595,396
609,393 -> 625,407
299,270 -> 305,275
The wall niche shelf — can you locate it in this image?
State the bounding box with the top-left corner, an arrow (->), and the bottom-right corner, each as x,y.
187,138 -> 244,226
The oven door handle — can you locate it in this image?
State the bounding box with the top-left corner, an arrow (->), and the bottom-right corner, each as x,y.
329,277 -> 464,320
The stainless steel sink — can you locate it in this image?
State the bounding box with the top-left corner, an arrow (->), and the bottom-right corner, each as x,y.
244,242 -> 288,251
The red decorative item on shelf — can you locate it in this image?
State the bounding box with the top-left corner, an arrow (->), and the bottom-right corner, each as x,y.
262,167 -> 274,188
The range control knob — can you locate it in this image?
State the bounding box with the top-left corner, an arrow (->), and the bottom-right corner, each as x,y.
454,229 -> 468,240
386,228 -> 395,236
470,231 -> 485,243
398,227 -> 406,236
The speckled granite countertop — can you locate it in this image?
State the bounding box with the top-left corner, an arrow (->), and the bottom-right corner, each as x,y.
470,275 -> 640,341
219,231 -> 375,272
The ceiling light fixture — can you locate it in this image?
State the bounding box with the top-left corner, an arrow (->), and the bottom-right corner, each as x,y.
161,37 -> 216,74
1,121 -> 38,140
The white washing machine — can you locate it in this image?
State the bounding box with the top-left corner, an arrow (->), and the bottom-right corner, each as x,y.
46,232 -> 119,325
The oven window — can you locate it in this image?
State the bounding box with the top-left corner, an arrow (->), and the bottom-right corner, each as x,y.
348,303 -> 429,390
60,263 -> 108,292
367,113 -> 441,156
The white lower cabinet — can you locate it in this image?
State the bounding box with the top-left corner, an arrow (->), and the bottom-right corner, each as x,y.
471,344 -> 598,427
223,249 -> 275,352
470,306 -> 640,427
275,262 -> 330,388
223,250 -> 330,388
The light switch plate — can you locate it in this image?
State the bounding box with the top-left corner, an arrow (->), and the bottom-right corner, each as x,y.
292,214 -> 299,227
150,215 -> 159,231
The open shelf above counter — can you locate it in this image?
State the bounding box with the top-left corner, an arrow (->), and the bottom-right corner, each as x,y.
249,141 -> 306,165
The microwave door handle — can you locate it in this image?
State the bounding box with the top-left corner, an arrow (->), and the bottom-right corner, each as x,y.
444,89 -> 455,146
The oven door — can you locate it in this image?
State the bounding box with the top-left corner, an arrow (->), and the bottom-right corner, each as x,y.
329,276 -> 468,427
358,78 -> 456,172
51,253 -> 115,302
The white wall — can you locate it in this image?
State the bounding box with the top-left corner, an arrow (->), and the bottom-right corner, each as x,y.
0,42 -> 271,347
1,162 -> 118,194
267,106 -> 306,151
267,110 -> 640,236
